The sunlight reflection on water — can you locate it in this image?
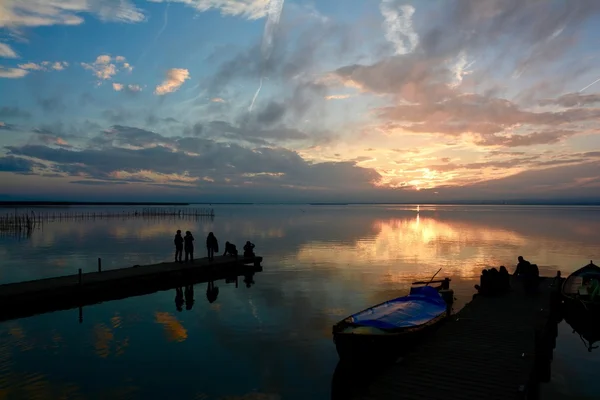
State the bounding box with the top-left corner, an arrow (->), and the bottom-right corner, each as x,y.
0,204 -> 598,399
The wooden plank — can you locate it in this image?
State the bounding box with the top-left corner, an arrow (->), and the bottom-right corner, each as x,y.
352,278 -> 555,400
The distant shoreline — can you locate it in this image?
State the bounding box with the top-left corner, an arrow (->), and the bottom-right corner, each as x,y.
1,200 -> 599,207
0,201 -> 190,207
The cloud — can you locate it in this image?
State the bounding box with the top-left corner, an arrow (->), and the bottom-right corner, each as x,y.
324,94 -> 350,100
37,96 -> 66,113
0,42 -> 18,58
17,61 -> 69,71
147,0 -> 270,20
0,121 -> 18,131
379,1 -> 419,55
474,130 -> 577,148
0,156 -> 43,173
81,55 -> 131,81
540,92 -> 600,108
113,83 -> 142,93
3,124 -> 379,191
0,107 -> 31,119
0,66 -> 28,78
154,68 -> 190,95
0,0 -> 145,29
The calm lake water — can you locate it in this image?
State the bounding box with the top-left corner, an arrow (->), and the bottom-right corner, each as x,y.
0,204 -> 598,399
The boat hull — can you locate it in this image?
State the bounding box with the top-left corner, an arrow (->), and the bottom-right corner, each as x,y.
561,262 -> 600,310
333,311 -> 447,364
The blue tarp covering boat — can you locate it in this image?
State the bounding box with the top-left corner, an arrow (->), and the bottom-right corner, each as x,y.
332,284 -> 451,363
347,286 -> 448,330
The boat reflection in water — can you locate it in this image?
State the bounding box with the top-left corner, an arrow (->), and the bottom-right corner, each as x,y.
562,301 -> 600,353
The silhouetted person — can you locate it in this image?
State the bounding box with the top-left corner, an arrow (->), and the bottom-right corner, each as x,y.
206,281 -> 219,303
175,287 -> 184,312
174,230 -> 183,263
475,269 -> 490,295
223,241 -> 238,258
184,231 -> 194,263
513,256 -> 531,276
243,241 -> 255,257
184,285 -> 195,310
489,267 -> 500,293
206,232 -> 219,261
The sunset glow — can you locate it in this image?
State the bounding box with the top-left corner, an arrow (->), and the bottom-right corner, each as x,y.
1,1 -> 600,202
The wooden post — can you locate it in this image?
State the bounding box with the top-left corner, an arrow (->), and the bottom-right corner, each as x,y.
79,306 -> 83,323
78,268 -> 82,286
235,275 -> 239,288
98,257 -> 102,272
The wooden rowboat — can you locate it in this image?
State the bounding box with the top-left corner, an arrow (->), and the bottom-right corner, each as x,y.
332,280 -> 451,363
561,261 -> 600,312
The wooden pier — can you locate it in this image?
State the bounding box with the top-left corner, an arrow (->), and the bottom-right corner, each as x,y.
333,277 -> 559,400
0,255 -> 263,322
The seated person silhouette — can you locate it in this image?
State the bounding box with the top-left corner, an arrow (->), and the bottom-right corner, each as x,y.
243,241 -> 255,257
223,241 -> 238,258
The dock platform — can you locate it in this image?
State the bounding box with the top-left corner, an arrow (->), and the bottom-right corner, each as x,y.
0,255 -> 263,322
333,278 -> 559,400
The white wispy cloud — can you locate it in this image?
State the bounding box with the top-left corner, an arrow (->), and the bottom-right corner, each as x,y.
379,0 -> 419,55
147,0 -> 270,20
17,61 -> 69,71
0,0 -> 145,29
0,42 -> 18,58
154,68 -> 190,95
0,66 -> 28,79
81,55 -> 132,82
325,94 -> 351,100
113,83 -> 143,92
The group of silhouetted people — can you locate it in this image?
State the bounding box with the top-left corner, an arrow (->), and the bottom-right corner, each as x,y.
174,230 -> 195,263
475,266 -> 510,296
475,256 -> 540,296
175,285 -> 195,312
175,230 -> 256,262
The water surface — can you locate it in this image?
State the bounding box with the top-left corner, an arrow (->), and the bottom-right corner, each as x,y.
0,204 -> 598,399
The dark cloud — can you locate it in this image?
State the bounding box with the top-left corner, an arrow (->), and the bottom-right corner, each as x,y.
70,180 -> 130,186
37,96 -> 66,113
102,108 -> 133,124
4,134 -> 380,190
0,156 -> 43,173
255,101 -> 286,125
0,106 -> 31,119
540,93 -> 600,108
0,122 -> 18,131
475,130 -> 577,148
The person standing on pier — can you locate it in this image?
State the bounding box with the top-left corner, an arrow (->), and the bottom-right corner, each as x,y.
174,230 -> 184,263
206,232 -> 219,261
184,231 -> 195,263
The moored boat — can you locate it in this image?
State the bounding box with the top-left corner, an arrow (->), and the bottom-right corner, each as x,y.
561,261 -> 600,312
332,280 -> 451,363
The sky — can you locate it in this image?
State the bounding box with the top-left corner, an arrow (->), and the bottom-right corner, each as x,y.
1,0 -> 600,203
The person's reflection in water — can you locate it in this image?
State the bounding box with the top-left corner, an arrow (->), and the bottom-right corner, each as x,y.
244,272 -> 255,288
206,281 -> 219,304
184,285 -> 195,310
175,287 -> 184,312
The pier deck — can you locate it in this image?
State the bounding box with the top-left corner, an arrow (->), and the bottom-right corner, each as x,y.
347,278 -> 556,400
0,255 -> 263,322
